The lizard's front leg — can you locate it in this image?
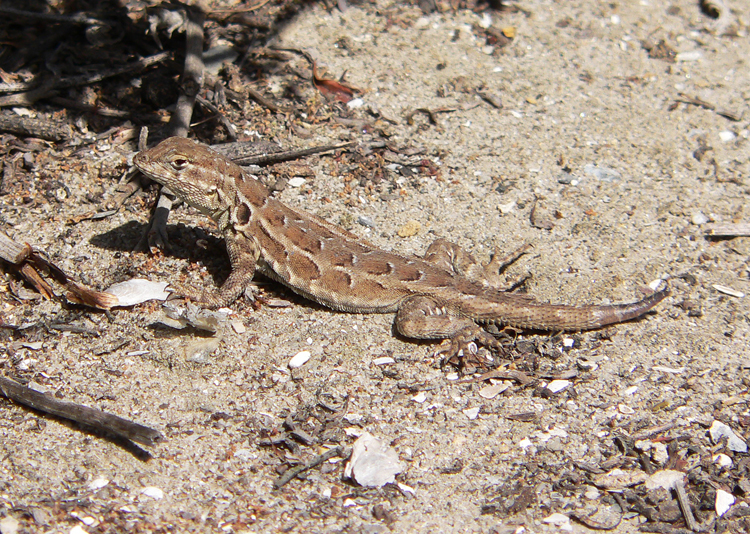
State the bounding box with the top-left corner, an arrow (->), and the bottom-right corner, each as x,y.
394,295 -> 502,361
172,229 -> 261,308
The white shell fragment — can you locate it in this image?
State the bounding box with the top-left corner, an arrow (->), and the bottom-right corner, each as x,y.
675,50 -> 702,61
479,382 -> 510,399
718,130 -> 736,142
652,365 -> 685,374
141,486 -> 164,499
106,279 -> 171,306
709,420 -> 748,452
412,391 -> 427,403
546,379 -> 570,393
88,478 -> 110,491
645,470 -> 685,491
715,489 -> 735,517
713,453 -> 733,468
344,432 -> 405,487
542,513 -> 572,531
288,350 -> 311,368
288,177 -> 307,188
712,284 -> 745,298
463,407 -> 480,420
372,356 -> 395,366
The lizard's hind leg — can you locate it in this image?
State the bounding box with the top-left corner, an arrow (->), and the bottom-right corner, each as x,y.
423,239 -> 530,290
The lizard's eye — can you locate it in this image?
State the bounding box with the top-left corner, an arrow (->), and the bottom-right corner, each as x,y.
171,158 -> 189,170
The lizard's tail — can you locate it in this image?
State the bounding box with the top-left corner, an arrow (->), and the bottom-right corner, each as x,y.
473,281 -> 670,331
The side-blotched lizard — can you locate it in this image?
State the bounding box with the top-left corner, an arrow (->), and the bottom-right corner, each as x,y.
134,137 -> 668,356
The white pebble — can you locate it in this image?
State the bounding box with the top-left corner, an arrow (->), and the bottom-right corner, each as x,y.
372,356 -> 395,366
141,486 -> 164,499
675,50 -> 702,61
462,407 -> 480,420
288,177 -> 306,188
546,379 -> 570,393
719,130 -> 736,142
88,478 -> 109,490
288,350 -> 312,368
691,211 -> 709,225
412,391 -> 427,403
713,453 -> 733,467
715,489 -> 735,517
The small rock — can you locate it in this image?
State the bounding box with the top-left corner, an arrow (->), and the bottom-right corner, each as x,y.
463,407 -> 480,420
141,486 -> 164,499
397,220 -> 421,237
691,211 -> 709,225
372,356 -> 395,365
542,513 -> 572,531
288,350 -> 312,369
719,131 -> 736,142
344,432 -> 405,487
709,420 -> 748,452
479,383 -> 510,399
412,391 -> 427,403
88,477 -> 109,491
713,453 -> 733,467
0,516 -> 19,534
715,489 -> 735,517
583,164 -> 620,182
288,177 -> 306,187
675,50 -> 702,61
546,379 -> 570,393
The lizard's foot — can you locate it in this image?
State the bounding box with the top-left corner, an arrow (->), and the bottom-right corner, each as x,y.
434,325 -> 506,371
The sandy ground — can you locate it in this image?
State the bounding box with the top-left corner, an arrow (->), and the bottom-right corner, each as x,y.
1,0 -> 749,532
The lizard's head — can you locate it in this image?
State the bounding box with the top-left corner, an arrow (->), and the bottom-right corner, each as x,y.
134,137 -> 241,216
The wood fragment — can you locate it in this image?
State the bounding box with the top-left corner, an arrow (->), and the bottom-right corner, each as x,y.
273,446 -> 346,489
0,376 -> 163,447
704,223 -> 750,237
0,110 -> 71,141
230,141 -> 355,166
674,480 -> 698,532
0,230 -> 31,264
0,52 -> 169,108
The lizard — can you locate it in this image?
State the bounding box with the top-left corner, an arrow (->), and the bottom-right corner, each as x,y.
133,137 -> 669,357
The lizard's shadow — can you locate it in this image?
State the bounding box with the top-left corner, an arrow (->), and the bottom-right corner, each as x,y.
90,220 -> 319,303
90,221 -> 229,282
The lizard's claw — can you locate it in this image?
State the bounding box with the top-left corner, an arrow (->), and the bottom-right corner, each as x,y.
434,325 -> 504,371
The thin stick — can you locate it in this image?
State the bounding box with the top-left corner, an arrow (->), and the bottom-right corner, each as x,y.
0,376 -> 163,447
273,446 -> 346,489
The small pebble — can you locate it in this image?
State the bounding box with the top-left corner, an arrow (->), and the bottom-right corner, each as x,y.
288,350 -> 312,369
372,356 -> 395,366
713,453 -> 732,467
715,489 -> 735,517
412,391 -> 427,403
618,404 -> 635,414
675,50 -> 702,61
462,407 -> 480,420
397,220 -> 421,237
719,131 -> 736,142
479,383 -> 510,399
347,97 -> 364,109
691,211 -> 709,225
546,379 -> 570,393
141,486 -> 164,499
231,320 -> 246,334
583,164 -> 620,182
288,177 -> 306,188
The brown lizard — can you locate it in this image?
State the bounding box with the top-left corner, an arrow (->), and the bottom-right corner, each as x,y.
134,137 -> 668,356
